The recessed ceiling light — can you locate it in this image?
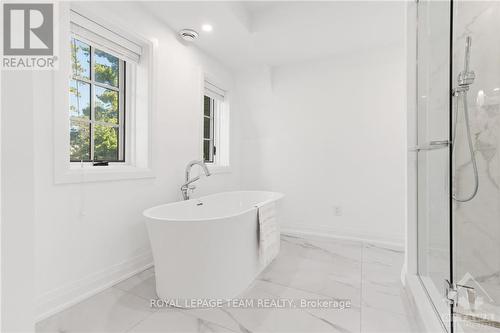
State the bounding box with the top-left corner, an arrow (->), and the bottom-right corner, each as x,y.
202,24 -> 213,32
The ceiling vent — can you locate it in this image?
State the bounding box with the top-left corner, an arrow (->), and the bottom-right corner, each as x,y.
179,29 -> 199,42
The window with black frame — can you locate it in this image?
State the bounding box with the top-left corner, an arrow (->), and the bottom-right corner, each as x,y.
69,37 -> 126,163
203,95 -> 215,163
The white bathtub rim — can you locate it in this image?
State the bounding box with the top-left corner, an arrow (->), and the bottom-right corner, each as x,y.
143,190 -> 284,222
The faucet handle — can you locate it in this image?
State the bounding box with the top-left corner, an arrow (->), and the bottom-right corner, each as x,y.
180,183 -> 196,190
180,184 -> 197,200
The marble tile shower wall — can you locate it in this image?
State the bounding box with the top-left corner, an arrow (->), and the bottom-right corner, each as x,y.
453,1 -> 500,302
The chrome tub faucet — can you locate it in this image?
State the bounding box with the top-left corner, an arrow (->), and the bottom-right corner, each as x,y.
181,160 -> 211,200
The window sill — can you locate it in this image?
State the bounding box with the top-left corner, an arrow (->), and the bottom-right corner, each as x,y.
55,164 -> 155,184
207,164 -> 232,175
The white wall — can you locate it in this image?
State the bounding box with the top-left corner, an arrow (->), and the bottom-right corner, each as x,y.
236,45 -> 407,245
2,71 -> 36,332
29,1 -> 241,320
405,1 -> 418,277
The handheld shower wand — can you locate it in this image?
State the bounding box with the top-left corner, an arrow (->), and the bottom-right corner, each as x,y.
457,37 -> 475,87
464,36 -> 472,72
452,36 -> 479,202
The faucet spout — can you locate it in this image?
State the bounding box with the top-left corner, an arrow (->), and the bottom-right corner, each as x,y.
185,160 -> 211,181
181,160 -> 212,200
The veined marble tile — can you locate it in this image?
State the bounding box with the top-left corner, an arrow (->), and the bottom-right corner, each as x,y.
36,288 -> 156,333
362,243 -> 404,269
360,306 -> 417,333
281,234 -> 363,263
175,278 -> 360,333
254,279 -> 361,333
127,310 -> 235,333
361,244 -> 403,290
182,302 -> 357,333
360,243 -> 410,318
259,237 -> 362,304
114,267 -> 157,301
259,256 -> 361,304
35,234 -> 418,333
361,281 -> 413,318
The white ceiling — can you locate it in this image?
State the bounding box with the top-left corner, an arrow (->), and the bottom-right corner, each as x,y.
141,1 -> 406,69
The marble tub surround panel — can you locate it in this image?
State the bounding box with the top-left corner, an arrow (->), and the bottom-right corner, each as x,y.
452,0 -> 500,313
36,235 -> 417,333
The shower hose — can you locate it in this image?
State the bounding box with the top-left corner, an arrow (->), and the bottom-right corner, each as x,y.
452,89 -> 479,202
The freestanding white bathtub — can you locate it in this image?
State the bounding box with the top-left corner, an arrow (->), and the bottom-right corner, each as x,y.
143,191 -> 284,300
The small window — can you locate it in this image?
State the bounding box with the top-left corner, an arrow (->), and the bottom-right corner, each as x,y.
203,80 -> 230,167
70,37 -> 125,162
203,95 -> 215,163
56,10 -> 152,183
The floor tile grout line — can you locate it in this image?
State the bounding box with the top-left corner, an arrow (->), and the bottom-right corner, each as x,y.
123,309 -> 158,333
182,308 -> 244,333
281,237 -> 365,263
256,278 -> 362,308
118,288 -> 160,333
111,284 -> 156,302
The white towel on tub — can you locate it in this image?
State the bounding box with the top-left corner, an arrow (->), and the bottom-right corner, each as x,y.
257,201 -> 280,266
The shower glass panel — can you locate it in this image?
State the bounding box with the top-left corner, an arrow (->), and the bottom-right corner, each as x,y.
452,1 -> 500,330
416,0 -> 452,331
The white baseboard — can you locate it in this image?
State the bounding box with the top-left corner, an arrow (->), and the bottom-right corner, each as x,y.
35,251 -> 153,322
281,223 -> 404,250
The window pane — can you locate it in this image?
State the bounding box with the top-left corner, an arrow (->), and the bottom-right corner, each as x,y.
94,49 -> 119,87
70,80 -> 91,119
94,125 -> 119,161
203,140 -> 213,163
71,39 -> 90,79
95,86 -> 119,124
204,116 -> 212,139
204,95 -> 211,116
70,120 -> 90,161
203,140 -> 210,162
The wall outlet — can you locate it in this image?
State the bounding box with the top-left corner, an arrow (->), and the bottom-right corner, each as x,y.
333,206 -> 343,216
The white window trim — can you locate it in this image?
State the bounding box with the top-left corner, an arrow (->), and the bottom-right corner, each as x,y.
201,73 -> 231,174
70,10 -> 142,63
54,3 -> 156,184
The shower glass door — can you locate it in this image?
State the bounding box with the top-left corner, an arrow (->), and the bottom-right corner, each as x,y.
416,0 -> 453,331
452,1 -> 500,330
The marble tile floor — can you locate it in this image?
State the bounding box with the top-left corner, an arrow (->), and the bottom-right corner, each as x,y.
36,234 -> 420,333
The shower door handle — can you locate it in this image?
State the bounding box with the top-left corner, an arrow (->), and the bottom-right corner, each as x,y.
429,140 -> 451,147
409,140 -> 450,152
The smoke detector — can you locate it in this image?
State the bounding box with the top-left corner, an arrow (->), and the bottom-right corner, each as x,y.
179,29 -> 199,42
